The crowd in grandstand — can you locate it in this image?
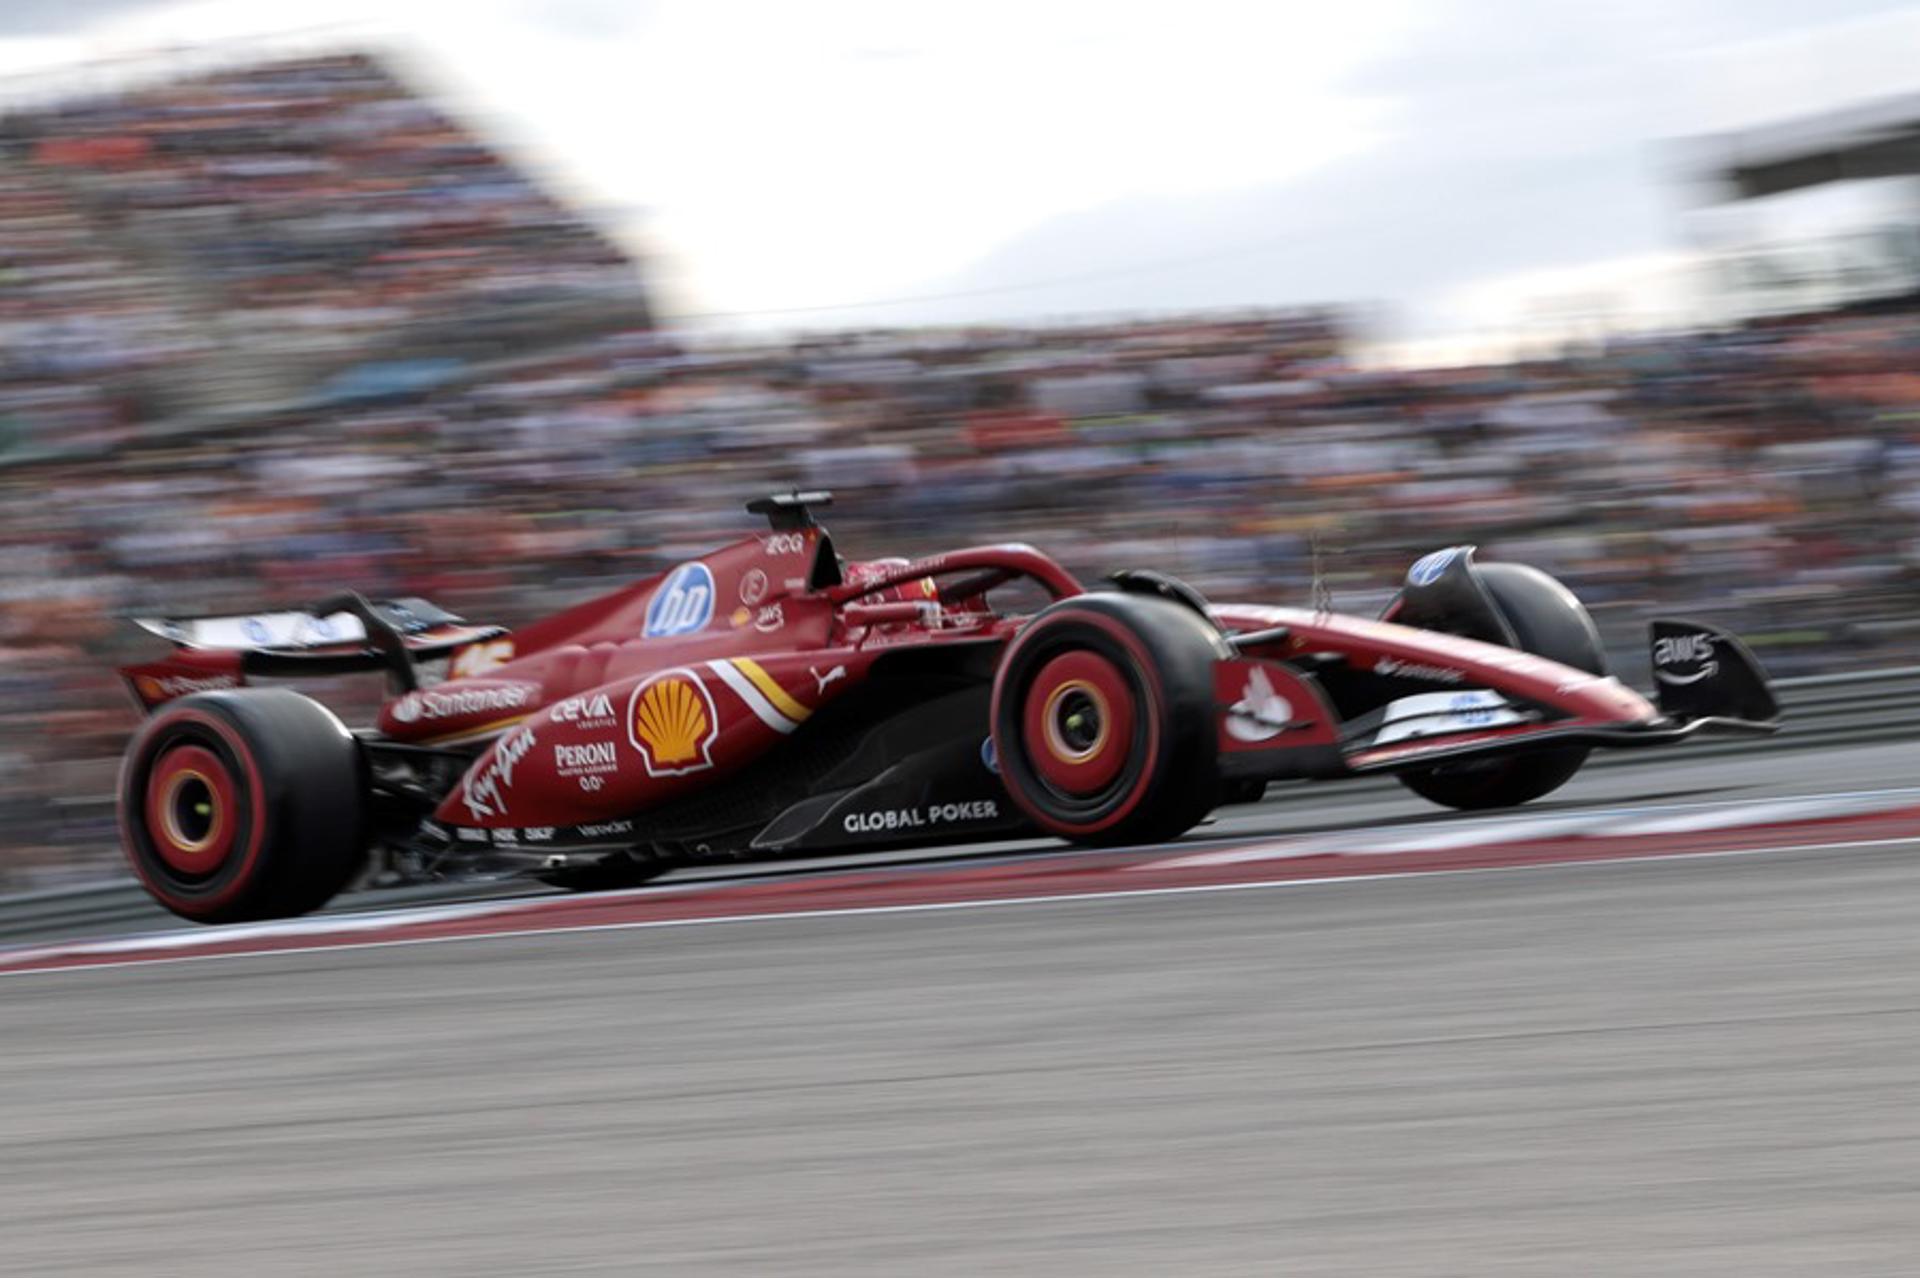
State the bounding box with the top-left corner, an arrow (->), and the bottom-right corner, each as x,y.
1,52 -> 1917,886
0,51 -> 643,430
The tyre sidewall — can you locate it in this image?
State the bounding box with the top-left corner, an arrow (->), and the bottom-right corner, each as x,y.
120,690 -> 366,922
1477,562 -> 1607,677
121,703 -> 272,918
992,594 -> 1222,843
1400,562 -> 1604,810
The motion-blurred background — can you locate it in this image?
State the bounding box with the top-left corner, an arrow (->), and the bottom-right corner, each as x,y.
3,1 -> 1919,887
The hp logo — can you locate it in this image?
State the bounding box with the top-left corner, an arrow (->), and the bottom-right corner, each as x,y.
644,563 -> 715,638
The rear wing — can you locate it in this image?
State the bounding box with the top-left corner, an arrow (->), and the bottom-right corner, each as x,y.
122,592 -> 507,712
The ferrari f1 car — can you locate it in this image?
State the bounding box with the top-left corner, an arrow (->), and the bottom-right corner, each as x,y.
116,492 -> 1779,923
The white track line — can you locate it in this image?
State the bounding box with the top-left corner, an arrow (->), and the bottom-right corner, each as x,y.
0,899 -> 519,966
1180,812 -> 1607,867
1598,792 -> 1920,836
4,834 -> 1916,980
1153,789 -> 1920,870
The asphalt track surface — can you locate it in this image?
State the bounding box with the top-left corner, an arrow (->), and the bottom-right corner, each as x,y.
7,740 -> 1920,1274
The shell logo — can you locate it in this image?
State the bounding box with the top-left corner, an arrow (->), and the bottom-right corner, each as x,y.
627,668 -> 719,777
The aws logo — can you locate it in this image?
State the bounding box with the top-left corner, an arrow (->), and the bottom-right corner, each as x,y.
1653,632 -> 1718,685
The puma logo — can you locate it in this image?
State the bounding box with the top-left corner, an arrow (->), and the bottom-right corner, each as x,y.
811,664 -> 846,695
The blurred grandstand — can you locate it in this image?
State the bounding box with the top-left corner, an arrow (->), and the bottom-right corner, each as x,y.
2,49 -> 1919,888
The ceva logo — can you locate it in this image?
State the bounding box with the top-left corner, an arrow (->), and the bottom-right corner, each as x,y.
644,563 -> 715,638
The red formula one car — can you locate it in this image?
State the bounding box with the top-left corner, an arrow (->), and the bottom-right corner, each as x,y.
116,493 -> 1779,923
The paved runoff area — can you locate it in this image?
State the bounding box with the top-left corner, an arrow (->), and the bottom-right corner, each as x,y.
5,739 -> 1920,1272
8,841 -> 1920,1275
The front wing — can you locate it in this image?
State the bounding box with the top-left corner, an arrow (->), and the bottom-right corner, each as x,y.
1215,615 -> 1779,783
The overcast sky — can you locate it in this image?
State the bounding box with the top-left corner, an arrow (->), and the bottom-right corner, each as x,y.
3,0 -> 1919,356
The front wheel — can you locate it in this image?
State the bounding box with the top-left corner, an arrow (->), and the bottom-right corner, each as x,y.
1398,562 -> 1605,811
991,593 -> 1224,846
1395,749 -> 1589,811
119,689 -> 368,923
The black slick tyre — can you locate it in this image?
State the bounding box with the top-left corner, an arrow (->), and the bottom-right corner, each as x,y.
991,593 -> 1224,845
119,689 -> 368,923
1397,563 -> 1607,811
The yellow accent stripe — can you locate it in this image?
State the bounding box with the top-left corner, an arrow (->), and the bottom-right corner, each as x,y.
733,658 -> 810,723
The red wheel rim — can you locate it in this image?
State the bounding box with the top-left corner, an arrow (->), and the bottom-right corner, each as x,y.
144,745 -> 239,875
1021,650 -> 1135,795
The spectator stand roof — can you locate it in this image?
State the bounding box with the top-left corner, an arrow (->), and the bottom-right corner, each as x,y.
1674,93 -> 1920,204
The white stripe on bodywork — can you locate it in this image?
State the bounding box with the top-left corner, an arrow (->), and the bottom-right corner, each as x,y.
707,659 -> 798,733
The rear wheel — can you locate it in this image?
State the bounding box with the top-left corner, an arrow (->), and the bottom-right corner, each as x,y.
992,593 -> 1224,845
120,690 -> 367,923
1397,563 -> 1606,811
